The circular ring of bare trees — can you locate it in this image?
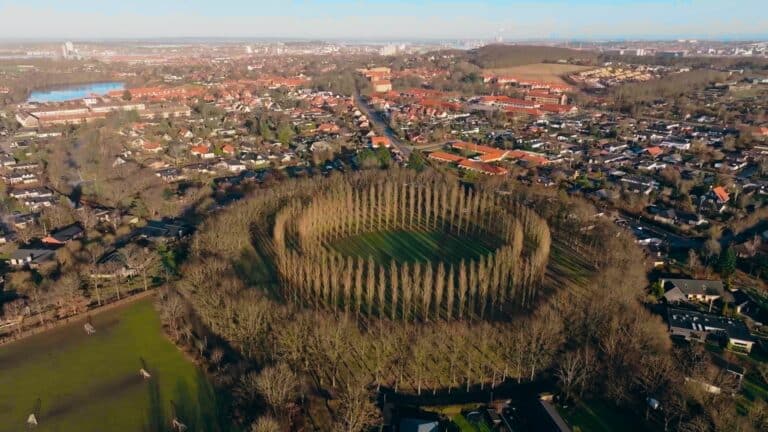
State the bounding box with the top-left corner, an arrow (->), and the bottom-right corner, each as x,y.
270,177 -> 551,321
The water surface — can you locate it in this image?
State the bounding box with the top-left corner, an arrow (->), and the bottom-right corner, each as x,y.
28,82 -> 125,103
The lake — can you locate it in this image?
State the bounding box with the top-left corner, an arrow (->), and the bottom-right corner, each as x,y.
27,82 -> 125,103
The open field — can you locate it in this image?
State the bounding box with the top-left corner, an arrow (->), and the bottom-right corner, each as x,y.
484,63 -> 593,84
0,297 -> 223,432
328,229 -> 497,264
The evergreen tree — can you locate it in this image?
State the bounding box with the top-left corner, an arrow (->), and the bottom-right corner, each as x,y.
407,151 -> 426,172
717,246 -> 737,280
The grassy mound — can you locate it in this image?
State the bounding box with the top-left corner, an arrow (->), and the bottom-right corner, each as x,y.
467,44 -> 598,68
329,229 -> 497,264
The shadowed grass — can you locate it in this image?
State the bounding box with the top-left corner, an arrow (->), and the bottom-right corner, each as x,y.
328,229 -> 497,264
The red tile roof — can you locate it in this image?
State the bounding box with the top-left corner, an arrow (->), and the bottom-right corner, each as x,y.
370,136 -> 390,147
504,106 -> 544,117
478,151 -> 508,162
318,123 -> 340,133
428,151 -> 465,163
713,186 -> 729,203
190,145 -> 211,155
539,104 -> 574,114
458,159 -> 509,176
451,141 -> 505,156
143,141 -> 162,151
646,146 -> 663,157
479,96 -> 535,107
507,150 -> 550,166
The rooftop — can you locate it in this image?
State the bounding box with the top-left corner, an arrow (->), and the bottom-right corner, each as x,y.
668,307 -> 755,343
663,278 -> 724,296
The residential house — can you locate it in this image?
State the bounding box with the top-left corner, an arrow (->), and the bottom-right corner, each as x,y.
662,278 -> 725,303
458,159 -> 509,176
317,123 -> 340,134
730,290 -> 763,326
646,146 -> 664,158
620,175 -> 658,194
156,168 -> 184,182
9,247 -> 56,268
11,213 -> 37,229
428,151 -> 465,163
667,307 -> 756,353
370,136 -> 391,148
190,145 -> 215,159
221,144 -> 236,156
399,418 -> 439,432
134,219 -> 191,242
712,186 -> 730,204
222,160 -> 247,173
0,153 -> 16,167
42,223 -> 84,245
142,141 -> 164,153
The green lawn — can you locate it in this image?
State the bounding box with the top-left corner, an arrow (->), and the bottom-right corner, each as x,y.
0,298 -> 228,432
743,377 -> 768,403
329,229 -> 497,264
451,414 -> 492,432
558,400 -> 652,432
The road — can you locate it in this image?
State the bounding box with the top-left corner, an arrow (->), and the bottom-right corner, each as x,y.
621,212 -> 704,250
354,92 -> 412,158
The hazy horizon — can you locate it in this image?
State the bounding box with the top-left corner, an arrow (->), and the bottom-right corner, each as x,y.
0,0 -> 766,41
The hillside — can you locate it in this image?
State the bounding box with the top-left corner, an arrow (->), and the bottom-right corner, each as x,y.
483,63 -> 593,84
467,44 -> 598,68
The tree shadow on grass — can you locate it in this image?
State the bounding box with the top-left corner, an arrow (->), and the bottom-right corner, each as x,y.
143,378 -> 166,432
232,245 -> 281,300
143,370 -> 238,432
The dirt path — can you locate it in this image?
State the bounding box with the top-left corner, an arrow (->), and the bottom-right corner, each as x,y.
0,290 -> 156,348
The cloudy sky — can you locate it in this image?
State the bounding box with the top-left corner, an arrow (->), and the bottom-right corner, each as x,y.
0,0 -> 765,40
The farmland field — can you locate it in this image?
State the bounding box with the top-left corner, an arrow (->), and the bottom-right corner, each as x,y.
328,229 -> 498,264
484,63 -> 593,84
0,297 -> 229,432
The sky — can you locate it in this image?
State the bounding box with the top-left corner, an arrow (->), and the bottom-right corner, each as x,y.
0,0 -> 766,41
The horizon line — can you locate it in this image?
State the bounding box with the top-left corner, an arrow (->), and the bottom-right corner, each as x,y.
1,36 -> 767,44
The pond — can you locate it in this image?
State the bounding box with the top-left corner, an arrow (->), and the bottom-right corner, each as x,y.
27,82 -> 125,103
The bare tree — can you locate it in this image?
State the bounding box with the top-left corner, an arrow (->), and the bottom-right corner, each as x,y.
237,371 -> 262,406
335,382 -> 381,432
256,362 -> 299,415
159,293 -> 185,340
123,244 -> 159,291
250,416 -> 281,432
2,299 -> 27,334
56,273 -> 84,316
556,349 -> 590,402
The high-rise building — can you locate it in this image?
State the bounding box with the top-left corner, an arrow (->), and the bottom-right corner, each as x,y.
379,45 -> 397,56
61,41 -> 76,59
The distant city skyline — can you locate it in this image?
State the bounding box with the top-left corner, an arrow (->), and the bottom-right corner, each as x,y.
0,0 -> 766,41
